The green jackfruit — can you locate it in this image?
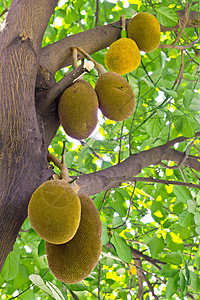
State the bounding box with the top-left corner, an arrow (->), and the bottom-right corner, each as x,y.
45,193 -> 102,284
95,72 -> 135,121
58,80 -> 99,140
105,38 -> 141,75
127,12 -> 160,52
28,180 -> 81,244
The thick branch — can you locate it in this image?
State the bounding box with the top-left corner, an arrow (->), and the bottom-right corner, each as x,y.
76,137 -> 200,196
40,20 -> 121,74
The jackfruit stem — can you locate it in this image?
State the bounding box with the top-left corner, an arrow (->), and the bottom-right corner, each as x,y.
75,47 -> 106,76
47,153 -> 70,181
48,153 -> 62,169
48,153 -> 80,193
71,47 -> 78,68
60,163 -> 70,181
120,15 -> 127,38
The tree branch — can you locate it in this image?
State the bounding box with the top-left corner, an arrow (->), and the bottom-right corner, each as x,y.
0,8 -> 8,18
76,134 -> 200,196
69,290 -> 79,300
36,63 -> 88,113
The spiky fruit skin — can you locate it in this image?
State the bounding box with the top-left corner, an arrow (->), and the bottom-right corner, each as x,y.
45,193 -> 102,284
105,38 -> 141,75
127,12 -> 160,52
58,80 -> 99,140
95,72 -> 135,121
28,180 -> 81,244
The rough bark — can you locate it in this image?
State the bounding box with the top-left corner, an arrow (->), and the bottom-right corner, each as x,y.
0,0 -> 199,272
0,0 -> 58,271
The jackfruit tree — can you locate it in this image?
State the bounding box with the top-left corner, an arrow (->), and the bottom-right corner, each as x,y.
0,0 -> 200,299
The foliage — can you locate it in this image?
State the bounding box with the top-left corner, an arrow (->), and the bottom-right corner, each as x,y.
0,0 -> 200,299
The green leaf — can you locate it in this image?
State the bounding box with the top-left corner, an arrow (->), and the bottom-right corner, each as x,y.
44,25 -> 57,41
195,226 -> 200,235
190,271 -> 200,292
0,274 -> 4,287
160,264 -> 179,278
166,232 -> 184,252
118,290 -> 128,300
46,281 -> 65,300
195,244 -> 200,269
146,115 -> 162,138
187,200 -> 196,214
173,186 -> 192,204
111,190 -> 127,217
156,7 -> 178,27
55,8 -> 66,18
65,282 -> 88,291
183,89 -> 194,109
20,289 -> 35,300
170,224 -> 191,240
151,201 -> 167,223
174,116 -> 183,133
65,151 -> 74,168
147,235 -> 165,259
65,7 -> 78,24
29,274 -> 52,295
181,116 -> 196,137
38,239 -> 46,257
112,216 -> 125,228
160,86 -> 177,97
179,211 -> 194,227
110,233 -> 132,263
189,94 -> 200,111
194,211 -> 200,225
101,223 -> 110,245
13,265 -> 30,289
179,270 -> 186,294
173,200 -> 184,214
0,242 -> 20,280
166,273 -> 179,298
158,252 -> 182,266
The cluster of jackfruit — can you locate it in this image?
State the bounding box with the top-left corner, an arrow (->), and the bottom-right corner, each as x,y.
57,12 -> 160,135
58,71 -> 135,128
28,179 -> 102,284
105,12 -> 160,75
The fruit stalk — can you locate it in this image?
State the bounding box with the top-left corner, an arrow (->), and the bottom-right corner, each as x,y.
48,153 -> 70,181
75,46 -> 106,76
120,15 -> 127,38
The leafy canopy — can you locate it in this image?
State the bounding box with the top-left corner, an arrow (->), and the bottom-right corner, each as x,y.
0,0 -> 200,299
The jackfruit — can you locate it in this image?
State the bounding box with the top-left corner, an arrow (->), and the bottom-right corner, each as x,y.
45,193 -> 102,284
28,180 -> 81,244
95,72 -> 135,121
58,80 -> 99,140
105,38 -> 141,75
127,12 -> 160,52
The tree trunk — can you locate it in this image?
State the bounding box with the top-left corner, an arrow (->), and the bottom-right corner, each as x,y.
0,0 -> 58,271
